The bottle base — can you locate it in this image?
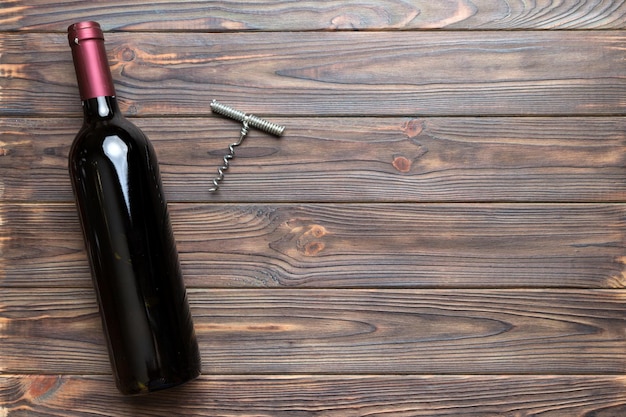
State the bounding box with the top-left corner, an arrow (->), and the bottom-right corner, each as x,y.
117,370 -> 201,396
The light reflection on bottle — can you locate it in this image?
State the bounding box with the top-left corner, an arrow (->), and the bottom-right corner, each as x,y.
97,96 -> 111,117
102,135 -> 130,213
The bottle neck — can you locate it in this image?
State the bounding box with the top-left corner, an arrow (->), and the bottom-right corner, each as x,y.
82,96 -> 121,121
68,21 -> 116,102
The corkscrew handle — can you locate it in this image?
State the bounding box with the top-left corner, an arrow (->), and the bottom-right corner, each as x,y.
210,100 -> 285,136
208,100 -> 285,192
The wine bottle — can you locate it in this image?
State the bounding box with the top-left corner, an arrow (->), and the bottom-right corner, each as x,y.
67,21 -> 201,395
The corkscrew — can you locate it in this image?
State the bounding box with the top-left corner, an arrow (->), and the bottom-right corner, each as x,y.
208,100 -> 285,192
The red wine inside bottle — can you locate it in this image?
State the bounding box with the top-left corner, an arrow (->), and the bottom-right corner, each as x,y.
67,21 -> 201,395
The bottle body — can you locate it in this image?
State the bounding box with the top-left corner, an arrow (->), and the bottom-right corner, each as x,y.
68,23 -> 201,395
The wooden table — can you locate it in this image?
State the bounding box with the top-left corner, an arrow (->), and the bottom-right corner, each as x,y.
2,2 -> 626,415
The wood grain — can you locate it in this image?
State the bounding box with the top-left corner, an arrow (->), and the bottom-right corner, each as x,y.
2,375 -> 626,416
1,117 -> 624,203
3,0 -> 626,31
2,2 -> 625,415
1,31 -> 624,117
2,288 -> 626,375
2,203 -> 624,288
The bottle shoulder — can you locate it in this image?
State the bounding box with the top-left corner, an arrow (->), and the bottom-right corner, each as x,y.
72,118 -> 149,151
69,117 -> 158,174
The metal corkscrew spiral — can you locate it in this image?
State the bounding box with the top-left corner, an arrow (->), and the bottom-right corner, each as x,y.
208,117 -> 250,192
208,100 -> 285,192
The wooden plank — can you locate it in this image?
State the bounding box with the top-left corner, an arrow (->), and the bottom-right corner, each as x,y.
3,0 -> 626,31
1,288 -> 626,375
1,203 -> 624,288
2,374 -> 626,416
1,31 -> 624,117
1,117 -> 624,203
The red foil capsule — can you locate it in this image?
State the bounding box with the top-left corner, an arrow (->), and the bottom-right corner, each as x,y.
68,21 -> 116,100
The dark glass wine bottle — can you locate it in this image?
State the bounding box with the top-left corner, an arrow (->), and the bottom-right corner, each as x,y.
67,21 -> 201,395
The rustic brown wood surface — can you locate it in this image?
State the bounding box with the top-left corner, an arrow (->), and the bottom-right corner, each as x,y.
3,288 -> 626,374
1,1 -> 626,416
2,203 -> 625,288
2,32 -> 626,117
1,117 -> 625,203
3,0 -> 626,30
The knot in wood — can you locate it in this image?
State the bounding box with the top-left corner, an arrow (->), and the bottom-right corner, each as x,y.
25,375 -> 63,402
392,155 -> 412,173
402,119 -> 424,138
295,224 -> 328,256
120,47 -> 136,62
303,241 -> 325,256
